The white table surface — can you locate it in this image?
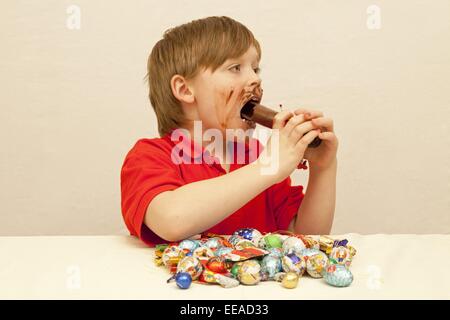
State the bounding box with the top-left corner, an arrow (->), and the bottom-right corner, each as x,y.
1,234 -> 449,299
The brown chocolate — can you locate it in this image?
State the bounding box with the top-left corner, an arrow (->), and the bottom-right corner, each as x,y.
241,100 -> 322,148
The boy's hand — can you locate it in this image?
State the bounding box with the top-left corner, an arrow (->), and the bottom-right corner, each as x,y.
294,108 -> 339,170
257,110 -> 321,183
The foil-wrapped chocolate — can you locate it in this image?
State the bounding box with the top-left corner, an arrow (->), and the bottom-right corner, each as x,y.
281,253 -> 306,276
282,236 -> 306,255
329,246 -> 353,268
237,259 -> 262,285
281,272 -> 300,289
305,251 -> 329,278
233,228 -> 263,245
176,256 -> 203,281
323,264 -> 354,287
260,255 -> 282,280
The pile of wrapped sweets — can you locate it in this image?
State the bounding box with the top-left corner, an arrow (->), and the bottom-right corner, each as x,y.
154,228 -> 356,289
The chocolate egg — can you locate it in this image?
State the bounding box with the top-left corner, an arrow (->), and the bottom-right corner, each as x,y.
281,272 -> 299,289
162,245 -> 185,268
282,253 -> 306,275
282,236 -> 306,255
204,237 -> 222,250
258,234 -> 283,249
329,246 -> 352,268
305,251 -> 328,278
192,246 -> 215,261
267,248 -> 284,258
235,239 -> 256,250
260,255 -> 282,280
206,257 -> 229,274
175,272 -> 192,289
299,248 -> 321,259
233,228 -> 263,245
323,264 -> 353,287
176,256 -> 203,280
228,235 -> 244,247
230,262 -> 242,278
178,239 -> 200,252
237,260 -> 261,285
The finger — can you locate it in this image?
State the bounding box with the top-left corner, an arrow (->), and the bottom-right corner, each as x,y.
272,110 -> 296,130
289,121 -> 315,144
311,117 -> 334,132
293,108 -> 324,119
318,131 -> 338,143
295,129 -> 321,152
282,114 -> 308,137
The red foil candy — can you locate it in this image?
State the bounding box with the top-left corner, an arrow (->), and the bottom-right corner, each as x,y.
206,257 -> 229,274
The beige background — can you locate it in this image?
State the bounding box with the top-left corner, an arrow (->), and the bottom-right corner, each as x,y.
0,0 -> 449,236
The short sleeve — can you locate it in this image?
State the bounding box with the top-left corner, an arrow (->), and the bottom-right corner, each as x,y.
120,140 -> 184,247
268,177 -> 305,230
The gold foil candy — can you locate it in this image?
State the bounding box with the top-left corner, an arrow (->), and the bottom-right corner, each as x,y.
319,235 -> 335,254
281,272 -> 299,289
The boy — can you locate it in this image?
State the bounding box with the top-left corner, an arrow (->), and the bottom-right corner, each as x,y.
121,16 -> 338,246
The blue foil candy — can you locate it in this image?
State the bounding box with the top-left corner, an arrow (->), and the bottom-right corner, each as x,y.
233,228 -> 263,244
323,264 -> 353,287
175,272 -> 192,289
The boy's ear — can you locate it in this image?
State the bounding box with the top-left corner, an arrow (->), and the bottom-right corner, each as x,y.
170,75 -> 195,104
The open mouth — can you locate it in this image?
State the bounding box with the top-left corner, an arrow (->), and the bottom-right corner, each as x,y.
240,95 -> 261,126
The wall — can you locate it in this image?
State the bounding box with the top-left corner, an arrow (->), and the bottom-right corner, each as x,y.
1,0 -> 449,235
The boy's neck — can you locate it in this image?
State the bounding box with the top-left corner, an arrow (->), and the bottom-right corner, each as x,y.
183,126 -> 231,173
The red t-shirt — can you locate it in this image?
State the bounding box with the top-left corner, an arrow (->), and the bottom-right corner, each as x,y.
120,129 -> 304,247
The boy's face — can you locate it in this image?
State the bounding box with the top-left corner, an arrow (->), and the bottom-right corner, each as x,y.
190,46 -> 262,135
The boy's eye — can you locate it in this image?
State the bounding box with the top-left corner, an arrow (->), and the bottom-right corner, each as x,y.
229,64 -> 261,74
229,64 -> 241,72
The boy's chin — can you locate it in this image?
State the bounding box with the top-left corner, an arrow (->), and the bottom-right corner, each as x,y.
228,118 -> 256,131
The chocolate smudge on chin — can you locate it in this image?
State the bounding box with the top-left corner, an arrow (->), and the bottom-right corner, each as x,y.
220,86 -> 263,130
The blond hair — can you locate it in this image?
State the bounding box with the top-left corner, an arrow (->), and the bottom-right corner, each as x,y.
145,16 -> 261,137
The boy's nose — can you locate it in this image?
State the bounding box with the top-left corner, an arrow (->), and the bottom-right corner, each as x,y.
247,71 -> 261,89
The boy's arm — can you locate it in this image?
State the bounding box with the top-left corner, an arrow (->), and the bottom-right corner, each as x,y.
145,160 -> 276,241
146,109 -> 323,242
289,158 -> 337,235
